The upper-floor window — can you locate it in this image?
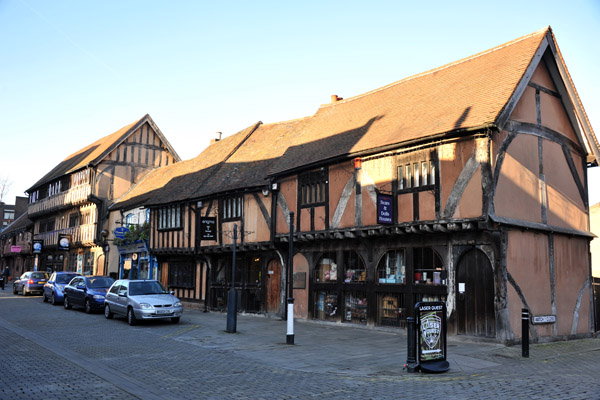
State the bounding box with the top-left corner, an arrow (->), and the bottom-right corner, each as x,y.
39,218 -> 55,233
68,213 -> 79,228
4,211 -> 14,220
398,159 -> 436,190
71,169 -> 90,187
222,197 -> 242,220
158,205 -> 182,230
299,169 -> 328,207
125,213 -> 137,225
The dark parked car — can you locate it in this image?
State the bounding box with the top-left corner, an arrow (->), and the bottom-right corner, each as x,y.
63,276 -> 115,313
104,279 -> 183,325
43,271 -> 80,305
13,271 -> 49,296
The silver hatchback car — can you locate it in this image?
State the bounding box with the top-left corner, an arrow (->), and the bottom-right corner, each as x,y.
104,279 -> 183,325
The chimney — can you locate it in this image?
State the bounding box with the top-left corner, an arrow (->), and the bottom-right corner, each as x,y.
210,132 -> 222,145
331,95 -> 343,103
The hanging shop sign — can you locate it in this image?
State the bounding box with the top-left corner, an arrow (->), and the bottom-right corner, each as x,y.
200,217 -> 217,240
33,240 -> 43,254
377,193 -> 393,225
114,226 -> 129,239
58,234 -> 71,251
416,301 -> 449,373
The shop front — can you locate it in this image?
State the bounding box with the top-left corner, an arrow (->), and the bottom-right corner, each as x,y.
117,241 -> 157,281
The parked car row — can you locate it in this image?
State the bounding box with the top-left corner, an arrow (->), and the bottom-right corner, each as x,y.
13,271 -> 183,326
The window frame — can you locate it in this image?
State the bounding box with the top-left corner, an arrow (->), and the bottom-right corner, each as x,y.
157,205 -> 183,231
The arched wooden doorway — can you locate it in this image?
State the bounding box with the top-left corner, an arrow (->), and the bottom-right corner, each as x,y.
266,258 -> 281,314
456,249 -> 495,338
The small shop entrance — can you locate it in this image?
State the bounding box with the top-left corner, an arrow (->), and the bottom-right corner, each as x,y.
456,249 -> 495,337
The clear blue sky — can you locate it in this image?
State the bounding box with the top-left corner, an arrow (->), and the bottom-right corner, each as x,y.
1,0 -> 599,204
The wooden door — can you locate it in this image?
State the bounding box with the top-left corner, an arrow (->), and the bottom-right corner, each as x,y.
456,249 -> 495,337
266,259 -> 281,314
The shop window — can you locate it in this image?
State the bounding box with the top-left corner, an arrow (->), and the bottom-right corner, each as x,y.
168,261 -> 194,288
315,291 -> 338,321
343,251 -> 366,283
377,250 -> 406,284
315,253 -> 338,283
413,247 -> 445,285
376,293 -> 406,328
344,291 -> 367,325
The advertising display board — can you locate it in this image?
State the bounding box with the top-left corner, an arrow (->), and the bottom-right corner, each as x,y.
415,301 -> 449,372
58,234 -> 71,251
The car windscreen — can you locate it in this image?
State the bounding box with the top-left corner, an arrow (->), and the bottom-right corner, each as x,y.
129,281 -> 168,296
87,277 -> 115,289
56,274 -> 77,284
31,272 -> 48,279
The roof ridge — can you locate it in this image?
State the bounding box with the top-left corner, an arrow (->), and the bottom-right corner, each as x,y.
319,27 -> 549,109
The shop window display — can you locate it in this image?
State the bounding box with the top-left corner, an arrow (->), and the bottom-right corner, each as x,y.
413,247 -> 445,285
344,291 -> 367,325
343,251 -> 366,283
377,250 -> 405,284
315,291 -> 338,321
376,293 -> 406,328
315,254 -> 338,283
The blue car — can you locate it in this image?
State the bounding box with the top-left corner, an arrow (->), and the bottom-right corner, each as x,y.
63,276 -> 115,314
43,271 -> 80,305
13,271 -> 48,296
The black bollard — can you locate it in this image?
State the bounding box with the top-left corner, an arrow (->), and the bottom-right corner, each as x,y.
522,308 -> 529,358
405,317 -> 418,372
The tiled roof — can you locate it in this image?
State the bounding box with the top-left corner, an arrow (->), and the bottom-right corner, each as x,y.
0,211 -> 32,236
113,122 -> 262,209
28,114 -> 179,191
269,28 -> 550,175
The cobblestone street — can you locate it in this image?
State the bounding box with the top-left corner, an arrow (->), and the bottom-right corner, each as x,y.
1,287 -> 599,399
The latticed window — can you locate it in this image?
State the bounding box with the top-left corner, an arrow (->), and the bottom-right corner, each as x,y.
168,261 -> 194,288
299,169 -> 328,207
222,197 -> 243,220
158,205 -> 182,229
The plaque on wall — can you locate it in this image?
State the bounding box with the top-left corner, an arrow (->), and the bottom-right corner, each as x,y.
200,217 -> 217,240
293,272 -> 306,289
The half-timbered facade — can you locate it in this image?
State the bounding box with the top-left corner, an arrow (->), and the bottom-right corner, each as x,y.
26,114 -> 180,275
266,27 -> 599,342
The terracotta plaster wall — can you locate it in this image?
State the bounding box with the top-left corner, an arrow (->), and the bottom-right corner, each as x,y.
293,253 -> 309,319
220,221 -> 238,246
112,165 -> 134,200
507,230 -> 551,339
243,193 -> 271,243
439,140 -> 476,216
530,61 -> 557,90
418,190 -> 436,221
543,140 -> 586,231
509,85 -> 537,125
452,165 -> 482,219
329,163 -> 355,229
553,234 -> 591,336
361,157 -> 394,226
397,192 -> 413,223
276,177 -> 296,235
495,134 -> 542,223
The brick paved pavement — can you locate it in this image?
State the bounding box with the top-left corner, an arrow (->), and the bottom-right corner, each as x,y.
0,283 -> 599,399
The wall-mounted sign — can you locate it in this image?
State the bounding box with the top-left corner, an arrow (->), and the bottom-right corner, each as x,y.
114,226 -> 129,239
200,217 -> 217,240
11,246 -> 21,253
33,240 -> 43,254
58,234 -> 71,251
377,193 -> 393,225
415,301 -> 449,372
293,272 -> 306,289
532,315 -> 557,324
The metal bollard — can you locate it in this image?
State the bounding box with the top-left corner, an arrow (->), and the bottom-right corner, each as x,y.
405,317 -> 418,372
522,308 -> 529,358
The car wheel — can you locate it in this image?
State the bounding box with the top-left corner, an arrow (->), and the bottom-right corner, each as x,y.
63,296 -> 72,310
51,293 -> 57,305
104,304 -> 113,319
171,317 -> 180,324
42,292 -> 48,302
13,286 -> 17,295
127,308 -> 137,326
85,299 -> 92,314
